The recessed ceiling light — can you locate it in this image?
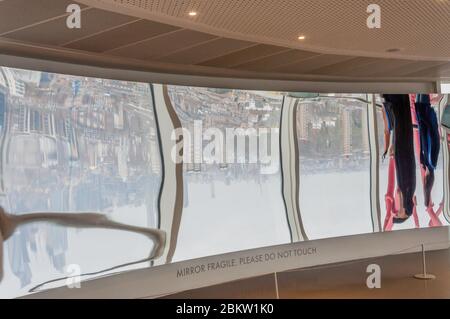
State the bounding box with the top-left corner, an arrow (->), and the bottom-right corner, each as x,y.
298,35 -> 306,40
188,11 -> 197,17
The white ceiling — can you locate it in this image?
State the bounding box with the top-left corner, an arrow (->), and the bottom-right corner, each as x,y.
0,0 -> 449,83
79,0 -> 450,61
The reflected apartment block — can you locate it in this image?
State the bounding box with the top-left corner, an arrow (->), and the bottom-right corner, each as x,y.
342,108 -> 352,157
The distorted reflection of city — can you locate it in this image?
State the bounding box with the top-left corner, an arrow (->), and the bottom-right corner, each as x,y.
0,67 -> 448,299
0,67 -> 162,297
167,86 -> 290,261
296,95 -> 373,240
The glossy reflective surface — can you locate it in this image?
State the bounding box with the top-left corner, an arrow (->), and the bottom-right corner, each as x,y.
168,86 -> 290,261
0,67 -> 162,297
0,67 -> 449,299
296,94 -> 372,239
377,95 -> 446,231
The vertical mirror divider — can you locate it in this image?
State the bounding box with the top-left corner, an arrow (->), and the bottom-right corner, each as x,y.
280,95 -> 308,242
438,94 -> 450,222
151,84 -> 184,265
367,94 -> 382,232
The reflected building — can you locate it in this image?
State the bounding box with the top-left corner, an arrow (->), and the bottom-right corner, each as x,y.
297,102 -> 312,141
342,108 -> 352,156
0,67 -> 163,295
296,96 -> 370,173
362,106 -> 370,154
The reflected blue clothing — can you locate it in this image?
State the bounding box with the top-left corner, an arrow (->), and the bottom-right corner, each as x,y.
415,94 -> 440,172
415,94 -> 440,206
384,106 -> 393,132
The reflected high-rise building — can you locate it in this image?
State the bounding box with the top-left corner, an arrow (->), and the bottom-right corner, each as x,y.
0,68 -> 163,296
342,108 -> 352,156
361,106 -> 370,154
297,102 -> 311,141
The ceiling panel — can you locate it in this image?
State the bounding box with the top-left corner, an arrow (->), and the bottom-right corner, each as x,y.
236,49 -> 319,72
438,68 -> 450,77
309,57 -> 380,76
354,60 -> 421,77
78,0 -> 450,60
273,54 -> 355,74
108,29 -> 215,60
383,61 -> 449,77
65,20 -> 180,52
337,58 -> 412,77
5,8 -> 136,46
364,60 -> 419,77
199,44 -> 288,68
406,63 -> 450,77
157,38 -> 256,65
0,0 -> 449,82
0,0 -> 85,35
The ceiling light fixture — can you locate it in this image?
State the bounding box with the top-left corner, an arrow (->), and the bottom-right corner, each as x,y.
188,11 -> 197,17
298,35 -> 306,40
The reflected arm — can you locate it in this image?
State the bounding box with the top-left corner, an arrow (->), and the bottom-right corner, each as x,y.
12,212 -> 166,259
0,207 -> 166,284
